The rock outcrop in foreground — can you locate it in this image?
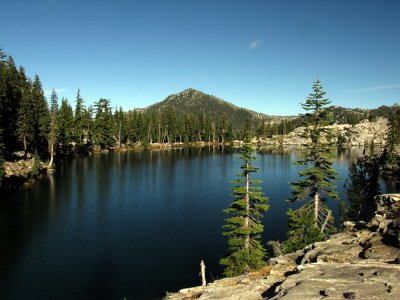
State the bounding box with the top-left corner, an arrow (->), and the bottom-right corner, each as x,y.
167,194 -> 400,300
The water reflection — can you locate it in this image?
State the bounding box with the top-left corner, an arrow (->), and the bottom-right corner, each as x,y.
0,147 -> 396,299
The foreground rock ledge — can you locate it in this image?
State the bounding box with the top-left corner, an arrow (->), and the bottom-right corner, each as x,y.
166,194 -> 400,300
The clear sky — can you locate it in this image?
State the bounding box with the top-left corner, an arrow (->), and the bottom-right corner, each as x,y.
1,0 -> 399,115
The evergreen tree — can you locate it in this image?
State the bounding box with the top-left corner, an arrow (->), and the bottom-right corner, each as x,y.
1,56 -> 21,155
57,98 -> 74,158
242,118 -> 252,139
220,129 -> 269,277
81,105 -> 93,146
0,109 -> 3,187
288,78 -> 339,237
31,75 -> 50,159
74,89 -> 85,145
0,130 -> 4,186
219,112 -> 228,143
182,112 -> 195,144
382,106 -> 400,173
162,105 -> 178,143
17,67 -> 35,153
281,207 -> 323,253
344,154 -> 380,222
127,109 -> 143,143
196,113 -> 206,142
93,98 -> 114,149
113,106 -> 127,147
48,89 -> 58,168
0,49 -> 6,184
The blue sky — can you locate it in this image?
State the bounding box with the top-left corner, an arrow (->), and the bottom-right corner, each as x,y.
1,0 -> 399,115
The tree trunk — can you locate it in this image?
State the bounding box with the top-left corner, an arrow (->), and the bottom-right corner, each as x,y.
320,210 -> 331,234
200,260 -> 206,286
314,192 -> 320,229
148,120 -> 153,144
244,163 -> 250,250
48,143 -> 54,169
23,136 -> 27,155
158,123 -> 161,143
118,121 -> 121,148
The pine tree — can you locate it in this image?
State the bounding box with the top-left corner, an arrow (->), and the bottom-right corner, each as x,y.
0,112 -> 4,187
17,67 -> 35,154
281,207 -> 323,253
183,112 -> 195,144
1,56 -> 22,155
382,106 -> 400,173
74,89 -> 85,145
344,154 -> 380,222
93,98 -> 114,149
220,127 -> 269,277
127,109 -> 143,144
113,106 -> 126,148
57,98 -> 74,158
0,49 -> 7,184
81,105 -> 93,146
31,75 -> 50,159
288,78 -> 339,238
48,89 -> 58,168
0,130 -> 4,186
162,105 -> 178,144
219,112 -> 228,143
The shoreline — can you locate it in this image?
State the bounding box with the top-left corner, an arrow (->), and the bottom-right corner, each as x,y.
0,142 -> 383,191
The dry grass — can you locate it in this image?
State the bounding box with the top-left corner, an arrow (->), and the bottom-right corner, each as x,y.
248,264 -> 273,280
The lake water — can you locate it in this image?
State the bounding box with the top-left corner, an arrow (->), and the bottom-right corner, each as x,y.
0,147 -> 391,299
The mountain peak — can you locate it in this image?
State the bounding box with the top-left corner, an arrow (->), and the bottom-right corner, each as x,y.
143,88 -> 269,129
175,88 -> 207,98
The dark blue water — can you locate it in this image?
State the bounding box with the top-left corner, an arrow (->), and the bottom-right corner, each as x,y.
0,147 -> 376,299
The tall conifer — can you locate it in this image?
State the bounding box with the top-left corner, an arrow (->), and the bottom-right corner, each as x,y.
58,98 -> 74,157
32,75 -> 50,158
48,89 -> 58,168
17,67 -> 35,153
0,49 -> 6,184
74,89 -> 85,145
1,56 -> 21,154
93,98 -> 114,149
287,78 -> 338,243
220,125 -> 269,277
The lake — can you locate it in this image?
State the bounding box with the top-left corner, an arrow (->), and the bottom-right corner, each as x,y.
0,147 -> 390,299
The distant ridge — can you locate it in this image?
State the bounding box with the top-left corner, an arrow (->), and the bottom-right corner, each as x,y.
139,88 -> 399,132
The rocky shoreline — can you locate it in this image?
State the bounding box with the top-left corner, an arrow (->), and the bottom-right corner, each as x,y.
166,194 -> 400,300
1,155 -> 47,190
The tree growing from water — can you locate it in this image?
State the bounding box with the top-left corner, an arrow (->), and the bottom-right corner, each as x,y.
284,79 -> 339,251
220,123 -> 269,276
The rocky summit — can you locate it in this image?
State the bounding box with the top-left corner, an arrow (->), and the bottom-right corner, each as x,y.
166,194 -> 400,300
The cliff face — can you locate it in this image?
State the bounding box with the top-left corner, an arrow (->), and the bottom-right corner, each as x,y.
166,194 -> 400,300
257,117 -> 389,147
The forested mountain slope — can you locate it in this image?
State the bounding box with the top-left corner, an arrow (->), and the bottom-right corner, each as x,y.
143,88 -> 269,130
